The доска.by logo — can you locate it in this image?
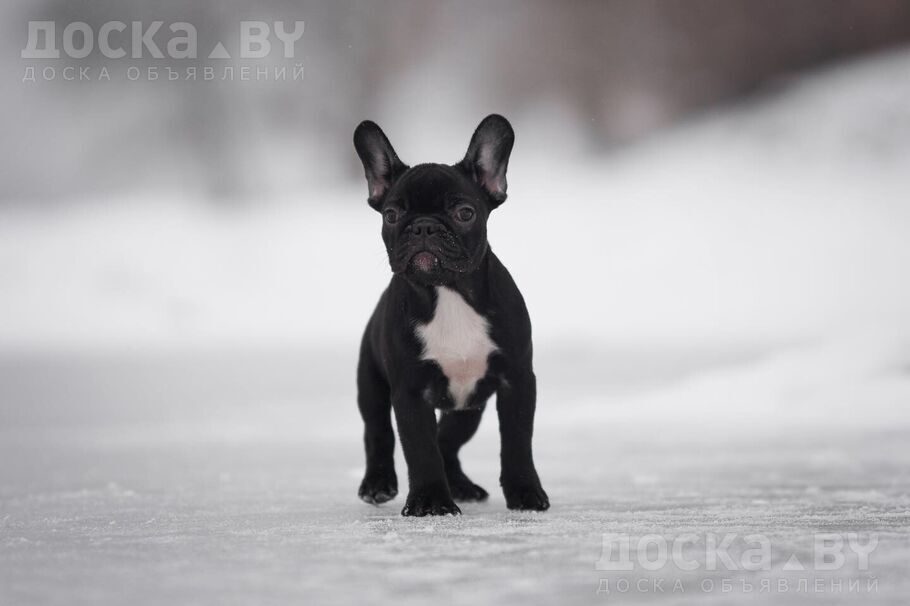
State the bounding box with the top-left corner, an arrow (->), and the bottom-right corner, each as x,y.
594,532 -> 880,598
21,20 -> 305,84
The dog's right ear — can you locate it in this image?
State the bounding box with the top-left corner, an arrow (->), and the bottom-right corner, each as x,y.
353,121 -> 408,210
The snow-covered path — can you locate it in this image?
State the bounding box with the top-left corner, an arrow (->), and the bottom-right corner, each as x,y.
1,348 -> 908,605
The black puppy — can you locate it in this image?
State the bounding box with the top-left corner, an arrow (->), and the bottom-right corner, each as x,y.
353,115 -> 549,516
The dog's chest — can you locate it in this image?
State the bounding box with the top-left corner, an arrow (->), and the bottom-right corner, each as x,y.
415,287 -> 497,409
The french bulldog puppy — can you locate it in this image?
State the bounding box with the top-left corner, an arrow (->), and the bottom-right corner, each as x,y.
353,115 -> 549,516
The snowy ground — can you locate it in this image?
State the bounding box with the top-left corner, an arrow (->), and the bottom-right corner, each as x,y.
2,50 -> 910,604
1,348 -> 909,605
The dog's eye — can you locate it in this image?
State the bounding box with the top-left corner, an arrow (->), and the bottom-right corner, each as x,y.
383,209 -> 400,224
455,206 -> 475,222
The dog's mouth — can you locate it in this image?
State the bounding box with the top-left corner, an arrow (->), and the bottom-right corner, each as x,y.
409,251 -> 439,273
389,233 -> 476,279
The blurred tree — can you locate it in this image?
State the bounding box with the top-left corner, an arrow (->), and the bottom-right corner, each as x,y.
4,0 -> 910,201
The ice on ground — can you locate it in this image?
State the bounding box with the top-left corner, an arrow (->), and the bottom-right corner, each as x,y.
1,367 -> 908,605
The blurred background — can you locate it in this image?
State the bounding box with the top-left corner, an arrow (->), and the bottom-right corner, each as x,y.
2,0 -> 910,348
1,0 -> 910,447
2,0 -> 910,418
2,3 -> 910,603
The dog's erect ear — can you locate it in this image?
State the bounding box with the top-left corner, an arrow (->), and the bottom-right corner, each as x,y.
459,114 -> 514,207
353,121 -> 408,210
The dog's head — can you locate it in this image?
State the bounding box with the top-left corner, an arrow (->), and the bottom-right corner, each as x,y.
354,115 -> 514,285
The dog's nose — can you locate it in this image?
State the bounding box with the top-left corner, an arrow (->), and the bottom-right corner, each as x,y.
407,218 -> 442,236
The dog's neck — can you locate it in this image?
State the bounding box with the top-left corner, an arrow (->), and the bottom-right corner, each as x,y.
400,247 -> 492,309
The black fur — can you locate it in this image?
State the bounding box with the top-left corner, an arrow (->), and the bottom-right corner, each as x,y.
353,115 -> 549,516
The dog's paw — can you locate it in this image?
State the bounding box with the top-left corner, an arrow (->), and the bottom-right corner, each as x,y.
401,486 -> 461,517
503,482 -> 550,511
358,470 -> 398,505
446,471 -> 489,502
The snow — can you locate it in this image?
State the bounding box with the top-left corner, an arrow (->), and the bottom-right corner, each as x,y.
2,374 -> 909,605
2,50 -> 910,604
2,51 -> 910,352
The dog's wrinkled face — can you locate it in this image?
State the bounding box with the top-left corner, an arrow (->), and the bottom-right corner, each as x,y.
379,164 -> 488,284
354,115 -> 514,285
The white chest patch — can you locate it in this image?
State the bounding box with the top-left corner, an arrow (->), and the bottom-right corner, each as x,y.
415,287 -> 497,409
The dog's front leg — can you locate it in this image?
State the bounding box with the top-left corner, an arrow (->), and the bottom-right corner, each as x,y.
392,387 -> 461,516
497,369 -> 550,511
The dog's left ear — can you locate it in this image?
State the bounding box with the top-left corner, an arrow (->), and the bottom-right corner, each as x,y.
459,114 -> 514,208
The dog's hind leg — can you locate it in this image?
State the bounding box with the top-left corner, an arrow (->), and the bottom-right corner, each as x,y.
356,335 -> 397,505
437,409 -> 489,502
